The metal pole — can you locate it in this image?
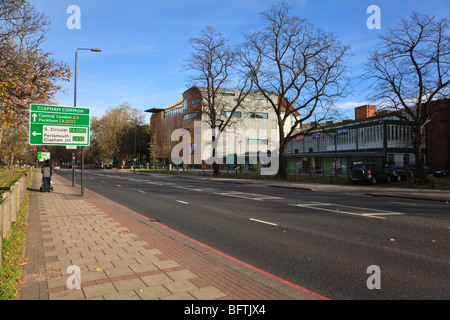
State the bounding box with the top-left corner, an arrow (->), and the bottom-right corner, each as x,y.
74,49 -> 84,196
74,48 -> 101,196
73,50 -> 77,187
81,146 -> 84,196
72,152 -> 75,186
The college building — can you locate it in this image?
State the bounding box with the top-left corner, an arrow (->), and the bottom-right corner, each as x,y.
145,86 -> 291,170
286,101 -> 450,175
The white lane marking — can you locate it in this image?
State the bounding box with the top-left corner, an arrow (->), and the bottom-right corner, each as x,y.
173,185 -> 217,192
249,218 -> 279,226
116,185 -> 122,187
289,202 -> 404,220
137,190 -> 146,194
215,191 -> 284,201
146,181 -> 164,185
389,201 -> 417,206
176,200 -> 189,205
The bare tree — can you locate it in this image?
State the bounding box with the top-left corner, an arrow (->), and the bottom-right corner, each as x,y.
365,11 -> 450,178
240,2 -> 350,179
185,26 -> 253,176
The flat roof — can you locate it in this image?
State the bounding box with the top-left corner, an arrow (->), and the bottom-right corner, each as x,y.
144,108 -> 165,113
144,100 -> 183,114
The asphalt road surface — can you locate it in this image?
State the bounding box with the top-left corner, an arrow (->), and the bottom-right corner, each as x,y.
57,168 -> 450,300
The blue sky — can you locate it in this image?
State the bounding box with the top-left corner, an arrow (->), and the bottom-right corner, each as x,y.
28,0 -> 450,122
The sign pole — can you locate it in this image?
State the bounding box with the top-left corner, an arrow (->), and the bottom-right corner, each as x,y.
72,152 -> 75,187
73,50 -> 77,189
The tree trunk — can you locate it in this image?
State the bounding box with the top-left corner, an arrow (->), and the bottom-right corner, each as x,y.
212,162 -> 220,177
211,130 -> 220,177
276,153 -> 288,180
276,136 -> 289,180
413,126 -> 425,181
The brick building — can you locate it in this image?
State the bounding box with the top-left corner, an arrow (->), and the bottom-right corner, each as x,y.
146,87 -> 284,170
426,99 -> 450,170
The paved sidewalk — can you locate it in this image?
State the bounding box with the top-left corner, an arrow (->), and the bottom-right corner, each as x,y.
19,169 -> 324,300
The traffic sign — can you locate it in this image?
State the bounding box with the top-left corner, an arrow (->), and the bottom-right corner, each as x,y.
29,104 -> 90,146
38,152 -> 51,161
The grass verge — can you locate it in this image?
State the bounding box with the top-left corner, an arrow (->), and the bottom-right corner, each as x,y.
0,169 -> 26,196
0,170 -> 33,300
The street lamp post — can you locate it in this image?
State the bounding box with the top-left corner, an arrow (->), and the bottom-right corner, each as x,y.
74,48 -> 101,196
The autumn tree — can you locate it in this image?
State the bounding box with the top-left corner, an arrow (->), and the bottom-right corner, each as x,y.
0,40 -> 71,146
240,2 -> 350,179
90,103 -> 150,166
365,12 -> 450,178
185,26 -> 253,176
0,0 -> 70,154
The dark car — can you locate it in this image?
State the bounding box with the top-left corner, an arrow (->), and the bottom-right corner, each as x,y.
401,164 -> 448,178
385,165 -> 408,182
349,163 -> 391,185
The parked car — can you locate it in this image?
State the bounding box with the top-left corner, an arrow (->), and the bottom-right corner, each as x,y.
349,163 -> 392,185
401,164 -> 448,178
385,165 -> 408,182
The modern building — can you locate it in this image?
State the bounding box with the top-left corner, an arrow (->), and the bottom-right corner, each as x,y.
286,105 -> 422,175
145,86 -> 290,171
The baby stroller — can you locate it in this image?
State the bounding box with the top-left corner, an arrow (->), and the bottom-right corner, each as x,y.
40,177 -> 53,192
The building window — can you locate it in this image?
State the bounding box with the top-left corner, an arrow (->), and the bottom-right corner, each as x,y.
387,154 -> 395,165
220,92 -> 235,96
164,106 -> 184,118
192,99 -> 201,105
247,139 -> 268,145
248,112 -> 268,119
220,111 -> 241,118
183,113 -> 201,120
403,154 -> 410,165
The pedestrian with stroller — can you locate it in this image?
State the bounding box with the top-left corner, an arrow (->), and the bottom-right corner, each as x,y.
41,159 -> 53,192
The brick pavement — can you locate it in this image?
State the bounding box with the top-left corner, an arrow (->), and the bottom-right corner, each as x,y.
19,169 -> 325,300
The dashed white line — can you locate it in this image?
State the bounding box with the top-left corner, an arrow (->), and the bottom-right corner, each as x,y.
249,218 -> 279,226
176,200 -> 189,205
137,190 -> 146,194
215,191 -> 284,201
389,201 -> 417,206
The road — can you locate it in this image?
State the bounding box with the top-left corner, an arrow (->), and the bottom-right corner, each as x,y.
57,168 -> 450,300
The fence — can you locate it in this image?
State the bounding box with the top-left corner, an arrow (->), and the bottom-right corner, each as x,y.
0,168 -> 32,269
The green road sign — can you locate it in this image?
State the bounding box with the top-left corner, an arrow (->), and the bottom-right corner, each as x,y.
38,152 -> 51,161
29,104 -> 90,146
